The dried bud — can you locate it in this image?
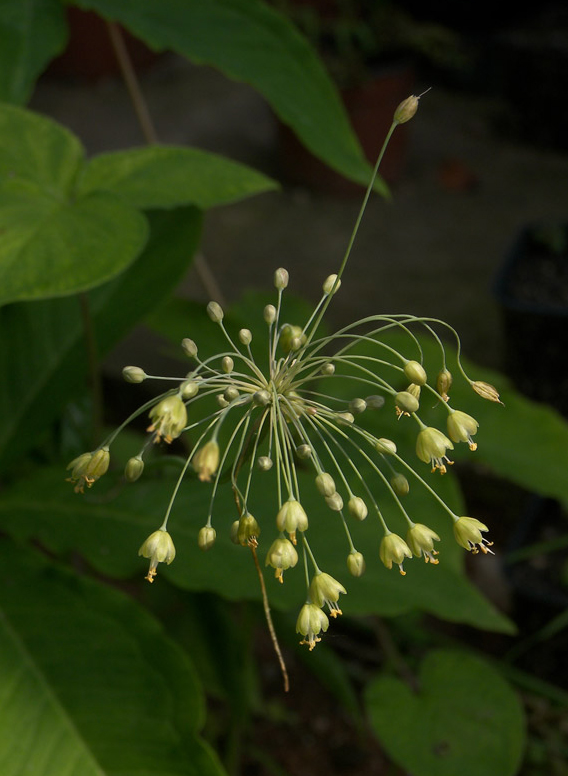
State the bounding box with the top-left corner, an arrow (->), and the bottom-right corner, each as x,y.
274,267 -> 289,289
181,338 -> 198,358
206,301 -> 224,322
122,366 -> 146,384
471,380 -> 503,404
198,526 -> 217,551
436,368 -> 452,401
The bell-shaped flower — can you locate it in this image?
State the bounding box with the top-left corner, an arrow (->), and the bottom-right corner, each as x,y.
379,532 -> 412,575
265,536 -> 298,583
309,572 -> 346,617
66,447 -> 110,493
406,523 -> 440,564
138,529 -> 176,582
453,516 -> 494,555
147,394 -> 187,444
416,427 -> 454,474
193,440 -> 220,482
296,603 -> 329,650
447,410 -> 479,451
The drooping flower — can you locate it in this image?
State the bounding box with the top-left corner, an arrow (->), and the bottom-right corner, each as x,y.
138,529 -> 176,582
447,409 -> 479,451
309,572 -> 346,617
265,537 -> 298,583
453,516 -> 493,555
147,394 -> 187,443
296,603 -> 329,650
379,532 -> 413,575
192,440 -> 220,482
416,427 -> 454,474
66,447 -> 110,493
406,523 -> 440,564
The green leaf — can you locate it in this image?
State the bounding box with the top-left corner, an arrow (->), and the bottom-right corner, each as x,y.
78,145 -> 278,209
0,539 -> 225,776
0,206 -> 201,470
0,0 -> 68,104
0,104 -> 148,306
0,464 -> 513,633
70,0 -> 381,189
365,649 -> 526,776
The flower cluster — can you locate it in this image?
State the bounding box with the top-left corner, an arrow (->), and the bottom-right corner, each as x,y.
66,94 -> 500,652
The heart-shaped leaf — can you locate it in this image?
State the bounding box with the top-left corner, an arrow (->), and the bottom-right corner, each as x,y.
365,649 -> 525,776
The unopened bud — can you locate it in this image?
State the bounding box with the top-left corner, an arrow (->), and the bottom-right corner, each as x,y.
391,472 -> 410,496
253,389 -> 271,406
122,366 -> 146,384
394,94 -> 419,124
321,362 -> 335,376
239,328 -> 252,345
217,395 -> 229,408
404,360 -> 427,386
365,394 -> 385,409
336,411 -> 354,425
325,492 -> 344,511
436,368 -> 452,401
323,274 -> 341,295
349,398 -> 367,414
375,438 -> 397,455
280,324 -> 306,352
316,472 -> 336,497
296,444 -> 312,459
347,551 -> 366,577
198,526 -> 216,551
206,301 -> 224,322
221,356 -> 234,373
181,338 -> 198,358
125,456 -> 144,482
237,513 -> 261,546
274,267 -> 289,289
258,455 -> 273,471
395,390 -> 420,414
224,386 -> 239,403
181,380 -> 199,400
348,496 -> 368,521
264,304 -> 276,325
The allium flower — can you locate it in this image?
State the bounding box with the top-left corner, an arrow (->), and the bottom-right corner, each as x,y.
296,603 -> 329,650
416,427 -> 454,474
453,516 -> 494,555
67,95 -> 502,663
138,529 -> 176,582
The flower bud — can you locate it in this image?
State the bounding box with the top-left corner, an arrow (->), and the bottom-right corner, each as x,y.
321,363 -> 335,376
280,324 -> 306,352
309,572 -> 346,616
122,366 -> 146,384
224,386 -> 239,402
266,536 -> 298,582
217,395 -> 229,408
180,380 -> 199,400
239,328 -> 252,345
325,492 -> 344,511
147,395 -> 188,444
138,528 -> 175,582
219,357 -> 232,374
365,394 -> 385,409
206,301 -> 224,322
379,533 -> 412,575
237,513 -> 261,546
296,603 -> 329,650
347,496 -> 368,521
395,390 -> 420,414
198,526 -> 216,551
336,411 -> 354,425
253,389 -> 271,406
347,551 -> 366,577
436,368 -> 452,401
406,523 -> 440,563
349,398 -> 367,414
264,304 -> 276,324
192,440 -> 220,482
404,360 -> 427,386
315,472 -> 336,497
393,94 -> 419,124
407,383 -> 421,399
230,520 -> 241,545
375,438 -> 397,455
274,267 -> 289,289
125,455 -> 144,483
257,455 -> 273,471
447,409 -> 479,451
471,380 -> 503,405
390,472 -> 410,497
416,426 -> 454,474
181,338 -> 198,358
323,274 -> 341,295
296,444 -> 312,459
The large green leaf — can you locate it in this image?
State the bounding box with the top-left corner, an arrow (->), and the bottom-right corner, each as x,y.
0,103 -> 148,306
78,145 -> 278,209
0,463 -> 513,633
0,206 -> 202,471
0,0 -> 68,105
0,539 -> 225,776
69,0 -> 381,189
365,649 -> 525,776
